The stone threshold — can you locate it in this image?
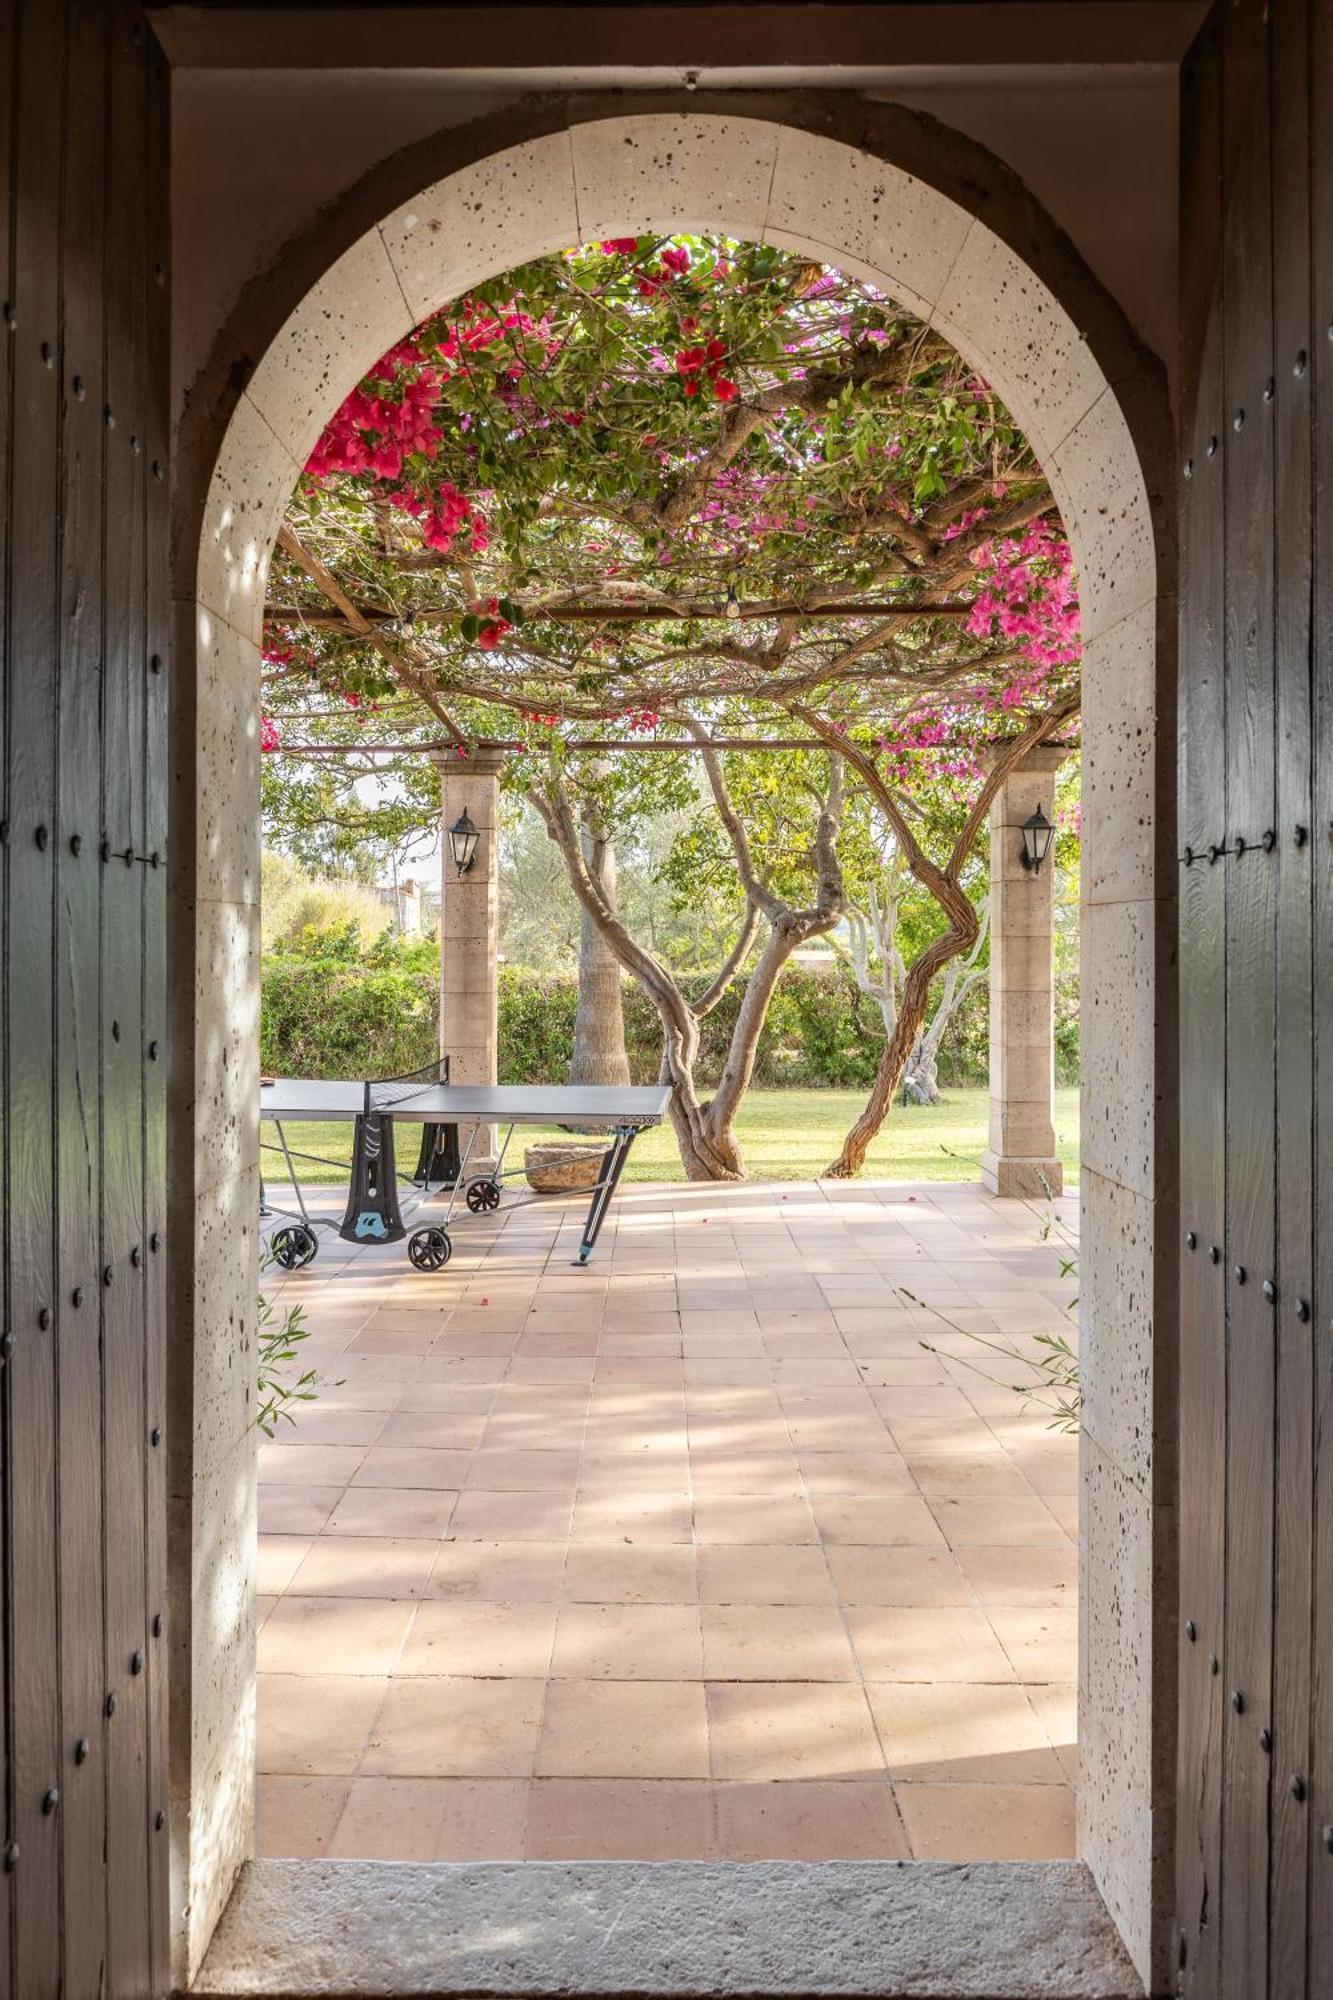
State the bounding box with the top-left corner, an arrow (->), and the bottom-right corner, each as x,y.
190,1858 -> 1143,2000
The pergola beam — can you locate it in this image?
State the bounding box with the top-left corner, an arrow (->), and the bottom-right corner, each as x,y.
263,600 -> 974,629
267,735 -> 1077,757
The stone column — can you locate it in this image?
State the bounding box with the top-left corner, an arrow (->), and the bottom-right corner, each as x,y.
437,748 -> 504,1164
981,745 -> 1067,1198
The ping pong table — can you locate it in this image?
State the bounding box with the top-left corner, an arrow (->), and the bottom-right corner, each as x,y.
260,1063 -> 671,1272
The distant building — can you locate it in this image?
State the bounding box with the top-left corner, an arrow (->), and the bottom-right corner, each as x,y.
369,878 -> 425,934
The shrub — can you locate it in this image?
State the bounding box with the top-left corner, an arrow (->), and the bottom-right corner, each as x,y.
261,940 -> 1081,1089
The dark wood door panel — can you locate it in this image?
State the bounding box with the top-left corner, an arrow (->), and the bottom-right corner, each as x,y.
0,3 -> 169,1992
1177,3 -> 1329,1995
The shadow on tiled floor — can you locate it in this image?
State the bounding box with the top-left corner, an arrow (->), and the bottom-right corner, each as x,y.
256,1178 -> 1079,1864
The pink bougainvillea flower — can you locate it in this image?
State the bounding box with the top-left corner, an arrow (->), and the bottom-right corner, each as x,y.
713,376 -> 738,403
598,237 -> 638,254
260,717 -> 281,753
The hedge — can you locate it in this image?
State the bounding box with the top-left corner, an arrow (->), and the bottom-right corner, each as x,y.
262,954 -> 1081,1090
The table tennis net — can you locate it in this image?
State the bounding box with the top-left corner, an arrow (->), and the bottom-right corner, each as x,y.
364,1054 -> 451,1118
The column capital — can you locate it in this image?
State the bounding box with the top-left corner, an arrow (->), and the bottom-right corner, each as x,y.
985,740 -> 1074,778
433,743 -> 508,779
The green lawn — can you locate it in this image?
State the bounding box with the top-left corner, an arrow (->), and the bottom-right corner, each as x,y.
262,1085 -> 1079,1190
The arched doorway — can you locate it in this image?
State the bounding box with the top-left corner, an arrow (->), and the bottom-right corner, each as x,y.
170,104 -> 1174,1990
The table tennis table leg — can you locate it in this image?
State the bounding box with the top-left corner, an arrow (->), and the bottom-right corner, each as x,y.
339,1111 -> 407,1243
271,1118 -> 313,1228
574,1124 -> 635,1266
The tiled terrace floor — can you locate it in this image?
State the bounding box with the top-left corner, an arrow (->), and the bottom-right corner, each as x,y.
256,1178 -> 1079,1865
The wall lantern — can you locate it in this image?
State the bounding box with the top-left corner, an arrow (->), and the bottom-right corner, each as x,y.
449,808 -> 480,878
1019,804 -> 1054,875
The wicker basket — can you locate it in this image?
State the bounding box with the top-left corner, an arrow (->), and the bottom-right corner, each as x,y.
524,1141 -> 607,1193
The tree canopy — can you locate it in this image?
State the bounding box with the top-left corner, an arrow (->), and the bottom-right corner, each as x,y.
261,231 -> 1080,829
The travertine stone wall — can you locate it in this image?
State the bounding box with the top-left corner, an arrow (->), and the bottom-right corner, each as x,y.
177,105 -> 1172,1989
983,746 -> 1068,1199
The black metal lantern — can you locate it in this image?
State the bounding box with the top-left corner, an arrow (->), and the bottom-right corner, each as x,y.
724,583 -> 742,620
449,808 -> 480,877
1019,804 -> 1054,875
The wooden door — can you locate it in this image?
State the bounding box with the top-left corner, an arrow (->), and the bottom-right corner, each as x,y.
0,2 -> 170,1992
1176,3 -> 1332,1994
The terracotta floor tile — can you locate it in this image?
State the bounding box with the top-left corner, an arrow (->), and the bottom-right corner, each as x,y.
702,1605 -> 857,1682
1001,1447 -> 1079,1497
871,1386 -> 977,1420
257,1673 -> 387,1775
895,1780 -> 1076,1860
824,1546 -> 973,1608
577,1455 -> 692,1493
351,1446 -> 474,1490
526,1779 -> 713,1859
482,1417 -> 588,1453
583,1425 -> 691,1457
797,1452 -> 917,1497
570,1493 -> 694,1542
867,1681 -> 1067,1783
846,1606 -> 1016,1683
931,1495 -> 1070,1547
466,1449 -> 581,1492
595,1359 -> 687,1387
562,1543 -> 697,1604
811,1497 -> 945,1547
326,1487 -> 459,1539
538,1681 -> 709,1778
362,1677 -> 545,1777
258,1443 -> 367,1487
693,1494 -> 818,1545
329,1776 -> 528,1860
287,1536 -> 439,1600
257,1535 -> 312,1595
1041,1493 -> 1080,1539
1025,1682 -> 1079,1782
954,1544 -> 1079,1608
448,1489 -> 574,1541
281,1406 -> 389,1448
715,1780 -> 909,1860
258,1484 -> 344,1535
551,1604 -> 703,1681
903,1455 -> 1037,1499
259,1596 -> 416,1677
600,1312 -> 682,1337
428,1540 -> 566,1602
410,1370 -> 509,1403
347,1324 -> 439,1357
986,1603 -> 1079,1683
255,1775 -> 349,1857
258,1178 -> 1082,1862
770,1359 -> 864,1388
398,1602 -> 558,1678
706,1682 -> 885,1782
377,1410 -> 488,1450
697,1546 -> 836,1607
507,1356 -> 598,1381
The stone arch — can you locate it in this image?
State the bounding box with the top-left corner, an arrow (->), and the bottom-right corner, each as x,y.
171,102 -> 1175,1992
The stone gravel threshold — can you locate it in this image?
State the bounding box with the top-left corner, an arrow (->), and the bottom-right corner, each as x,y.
190,1859 -> 1143,2000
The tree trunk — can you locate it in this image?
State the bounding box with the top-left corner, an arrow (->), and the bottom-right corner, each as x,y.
570,815 -> 631,1086
901,1040 -> 941,1105
826,925 -> 971,1176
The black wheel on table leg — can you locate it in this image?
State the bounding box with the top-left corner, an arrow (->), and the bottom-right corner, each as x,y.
465,1179 -> 501,1214
408,1227 -> 452,1271
271,1224 -> 318,1270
